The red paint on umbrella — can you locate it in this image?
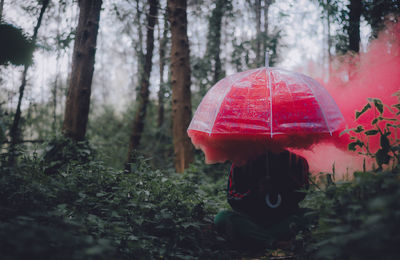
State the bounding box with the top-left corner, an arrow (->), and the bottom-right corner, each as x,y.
188,67 -> 346,165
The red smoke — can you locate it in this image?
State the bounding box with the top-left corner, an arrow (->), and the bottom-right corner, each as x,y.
294,21 -> 400,176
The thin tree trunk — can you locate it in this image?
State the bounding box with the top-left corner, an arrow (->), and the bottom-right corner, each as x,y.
347,0 -> 361,80
167,0 -> 194,173
0,0 -> 4,21
53,50 -> 60,133
327,0 -> 332,78
62,0 -> 102,141
158,10 -> 168,128
53,2 -> 62,133
135,0 -> 145,76
262,0 -> 270,65
8,0 -> 49,165
126,0 -> 158,166
211,0 -> 226,85
348,0 -> 361,53
255,0 -> 262,66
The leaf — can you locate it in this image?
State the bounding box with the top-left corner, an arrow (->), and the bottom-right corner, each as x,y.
369,98 -> 383,114
365,130 -> 378,136
355,103 -> 371,119
354,125 -> 364,133
392,103 -> 400,111
96,192 -> 107,197
348,140 -> 364,151
386,123 -> 398,129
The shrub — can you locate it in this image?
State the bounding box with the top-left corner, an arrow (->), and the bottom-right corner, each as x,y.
0,149 -> 235,259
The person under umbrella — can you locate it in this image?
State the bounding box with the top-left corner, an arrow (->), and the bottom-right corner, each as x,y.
188,56 -> 344,250
214,149 -> 312,249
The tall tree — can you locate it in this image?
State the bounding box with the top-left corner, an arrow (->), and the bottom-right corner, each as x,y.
126,0 -> 158,166
255,0 -> 262,66
62,0 -> 102,141
0,0 -> 4,21
8,0 -> 50,165
192,0 -> 231,96
245,0 -> 278,67
262,0 -> 271,57
157,9 -> 168,128
348,0 -> 362,53
206,0 -> 230,85
167,0 -> 194,173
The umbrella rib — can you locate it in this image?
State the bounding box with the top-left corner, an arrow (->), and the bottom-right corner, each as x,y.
300,75 -> 332,135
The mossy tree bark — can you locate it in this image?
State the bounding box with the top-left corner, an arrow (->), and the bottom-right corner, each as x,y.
167,0 -> 194,173
62,0 -> 102,141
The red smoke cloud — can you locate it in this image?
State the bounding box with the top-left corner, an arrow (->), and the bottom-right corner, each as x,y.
294,21 -> 400,177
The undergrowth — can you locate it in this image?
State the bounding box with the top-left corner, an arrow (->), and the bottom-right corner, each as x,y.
0,144 -> 235,260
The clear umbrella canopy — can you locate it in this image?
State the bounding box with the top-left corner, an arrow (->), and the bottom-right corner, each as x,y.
188,67 -> 345,165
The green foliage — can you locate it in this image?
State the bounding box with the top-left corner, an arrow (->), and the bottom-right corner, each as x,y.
306,170 -> 400,260
0,146 -> 237,259
41,136 -> 94,174
0,23 -> 34,66
231,28 -> 281,71
317,0 -> 400,54
87,105 -> 131,169
341,97 -> 400,170
362,0 -> 400,38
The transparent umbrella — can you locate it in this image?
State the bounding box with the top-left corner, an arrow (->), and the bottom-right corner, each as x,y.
187,66 -> 346,165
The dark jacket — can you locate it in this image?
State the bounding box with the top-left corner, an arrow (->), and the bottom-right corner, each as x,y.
227,150 -> 309,225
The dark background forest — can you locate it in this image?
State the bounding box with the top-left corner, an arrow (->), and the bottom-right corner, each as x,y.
0,0 -> 399,259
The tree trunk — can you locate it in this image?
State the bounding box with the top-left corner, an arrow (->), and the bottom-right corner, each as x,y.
135,0 -> 145,77
62,0 -> 102,141
326,0 -> 332,78
0,0 -> 4,21
53,3 -> 63,133
8,0 -> 49,165
126,0 -> 158,166
167,0 -> 194,173
158,9 -> 168,128
255,0 -> 262,66
348,0 -> 361,53
210,0 -> 226,85
262,0 -> 271,65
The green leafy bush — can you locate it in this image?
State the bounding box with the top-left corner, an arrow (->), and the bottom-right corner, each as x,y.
307,171 -> 400,260
342,97 -> 400,170
306,98 -> 400,259
0,148 -> 235,259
